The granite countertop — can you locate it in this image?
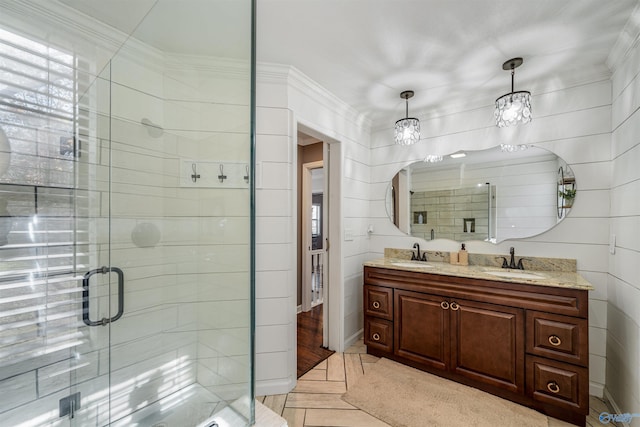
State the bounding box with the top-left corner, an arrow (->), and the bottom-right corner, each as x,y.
364,258 -> 595,291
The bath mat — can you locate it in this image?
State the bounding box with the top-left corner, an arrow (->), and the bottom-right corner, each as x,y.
342,357 -> 548,427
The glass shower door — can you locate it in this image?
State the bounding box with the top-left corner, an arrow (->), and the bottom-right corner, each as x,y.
0,1 -> 254,425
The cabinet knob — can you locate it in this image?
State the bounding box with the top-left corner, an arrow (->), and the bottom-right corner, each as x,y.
372,333 -> 380,341
548,335 -> 562,346
547,381 -> 560,394
372,301 -> 381,309
450,302 -> 460,311
440,301 -> 450,310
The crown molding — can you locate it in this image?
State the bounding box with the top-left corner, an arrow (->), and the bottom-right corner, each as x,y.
256,62 -> 372,130
607,1 -> 640,71
0,1 -> 126,53
0,0 -> 166,73
287,65 -> 372,130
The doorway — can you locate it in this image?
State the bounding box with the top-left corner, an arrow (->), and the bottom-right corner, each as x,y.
296,135 -> 333,377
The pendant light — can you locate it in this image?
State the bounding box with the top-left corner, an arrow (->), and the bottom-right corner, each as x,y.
494,58 -> 532,127
394,90 -> 420,145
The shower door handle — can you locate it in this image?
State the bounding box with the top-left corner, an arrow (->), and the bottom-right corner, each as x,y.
82,266 -> 124,326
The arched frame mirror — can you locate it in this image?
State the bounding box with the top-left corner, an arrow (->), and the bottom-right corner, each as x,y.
386,145 -> 576,244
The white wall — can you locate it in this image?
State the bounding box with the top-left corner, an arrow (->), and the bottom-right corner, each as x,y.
607,24 -> 640,423
254,64 -> 371,395
368,78 -> 612,396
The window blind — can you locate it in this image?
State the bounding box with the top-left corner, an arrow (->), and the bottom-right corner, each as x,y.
0,27 -> 88,369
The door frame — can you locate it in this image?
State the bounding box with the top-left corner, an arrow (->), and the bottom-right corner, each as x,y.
297,122 -> 343,352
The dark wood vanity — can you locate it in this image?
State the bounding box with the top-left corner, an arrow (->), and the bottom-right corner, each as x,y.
363,265 -> 589,426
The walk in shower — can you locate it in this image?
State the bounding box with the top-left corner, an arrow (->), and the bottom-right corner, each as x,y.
0,1 -> 255,425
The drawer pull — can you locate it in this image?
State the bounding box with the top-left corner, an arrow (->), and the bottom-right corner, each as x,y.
547,381 -> 560,394
440,301 -> 450,310
372,333 -> 380,341
450,302 -> 460,311
372,301 -> 381,309
548,335 -> 562,346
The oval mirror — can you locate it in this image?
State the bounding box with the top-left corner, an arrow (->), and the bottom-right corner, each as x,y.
386,145 -> 576,243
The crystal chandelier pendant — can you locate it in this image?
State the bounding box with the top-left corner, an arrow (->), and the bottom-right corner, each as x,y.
494,58 -> 532,128
395,117 -> 420,146
394,90 -> 420,145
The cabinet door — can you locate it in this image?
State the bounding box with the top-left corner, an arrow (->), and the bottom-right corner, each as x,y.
394,289 -> 450,370
450,299 -> 524,394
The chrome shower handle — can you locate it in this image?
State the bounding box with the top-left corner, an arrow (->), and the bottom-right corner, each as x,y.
82,266 -> 124,326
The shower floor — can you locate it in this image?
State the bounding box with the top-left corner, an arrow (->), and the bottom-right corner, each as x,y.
111,383 -> 238,427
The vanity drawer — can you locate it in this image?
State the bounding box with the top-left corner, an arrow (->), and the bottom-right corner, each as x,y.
364,285 -> 393,320
526,356 -> 588,414
364,317 -> 393,353
526,311 -> 588,366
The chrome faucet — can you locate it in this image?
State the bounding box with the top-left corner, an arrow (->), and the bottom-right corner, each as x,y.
411,243 -> 427,262
500,247 -> 526,270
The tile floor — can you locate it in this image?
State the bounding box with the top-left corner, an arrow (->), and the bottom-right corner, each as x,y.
258,339 -> 618,427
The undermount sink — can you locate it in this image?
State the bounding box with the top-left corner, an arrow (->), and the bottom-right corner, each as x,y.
391,261 -> 434,269
485,270 -> 545,280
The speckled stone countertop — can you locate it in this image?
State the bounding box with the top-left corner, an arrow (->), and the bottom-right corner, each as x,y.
364,258 -> 595,291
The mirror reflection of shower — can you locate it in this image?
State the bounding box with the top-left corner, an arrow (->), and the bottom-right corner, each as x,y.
141,118 -> 164,138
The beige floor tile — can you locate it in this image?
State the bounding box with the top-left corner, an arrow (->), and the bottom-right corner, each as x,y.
292,380 -> 347,394
262,393 -> 287,416
315,359 -> 328,369
344,353 -> 364,389
256,395 -> 266,403
267,344 -> 613,427
285,393 -> 356,410
256,400 -> 287,427
299,368 -> 327,381
359,353 -> 380,364
282,407 -> 306,427
327,353 -> 346,382
344,340 -> 366,354
589,395 -> 610,414
304,409 -> 392,427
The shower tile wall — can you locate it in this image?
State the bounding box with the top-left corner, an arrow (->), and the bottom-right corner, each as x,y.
0,22 -> 250,427
410,187 -> 488,241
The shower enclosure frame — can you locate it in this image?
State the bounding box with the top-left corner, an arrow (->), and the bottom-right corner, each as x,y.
0,1 -> 256,425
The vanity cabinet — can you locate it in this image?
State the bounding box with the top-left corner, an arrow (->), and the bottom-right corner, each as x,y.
363,265 -> 589,426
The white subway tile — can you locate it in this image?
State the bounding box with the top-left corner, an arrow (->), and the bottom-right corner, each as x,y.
0,371 -> 37,413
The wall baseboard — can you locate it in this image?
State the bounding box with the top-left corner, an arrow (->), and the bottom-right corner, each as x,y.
297,305 -> 302,314
589,381 -> 604,398
256,377 -> 296,397
344,328 -> 363,350
603,387 -> 632,427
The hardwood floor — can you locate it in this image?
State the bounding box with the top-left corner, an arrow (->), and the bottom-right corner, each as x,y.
297,304 -> 334,378
262,339 -> 621,427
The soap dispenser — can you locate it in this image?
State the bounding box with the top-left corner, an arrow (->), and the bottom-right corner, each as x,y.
458,243 -> 469,266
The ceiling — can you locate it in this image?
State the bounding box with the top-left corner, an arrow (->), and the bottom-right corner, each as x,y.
59,0 -> 639,124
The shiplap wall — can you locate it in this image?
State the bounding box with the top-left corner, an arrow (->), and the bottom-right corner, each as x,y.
368,79 -> 612,396
254,64 -> 371,395
608,32 -> 640,422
